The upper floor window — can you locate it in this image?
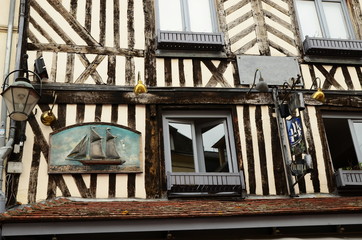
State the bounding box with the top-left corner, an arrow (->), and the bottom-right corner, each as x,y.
156,0 -> 224,52
295,0 -> 354,40
158,0 -> 218,33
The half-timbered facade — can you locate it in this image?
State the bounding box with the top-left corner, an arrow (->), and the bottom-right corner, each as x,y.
1,0 -> 362,239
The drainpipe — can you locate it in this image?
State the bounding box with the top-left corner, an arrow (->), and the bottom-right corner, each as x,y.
0,0 -> 26,213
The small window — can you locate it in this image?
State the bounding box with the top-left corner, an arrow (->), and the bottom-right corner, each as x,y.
323,113 -> 362,170
163,111 -> 238,173
295,0 -> 354,40
156,0 -> 224,51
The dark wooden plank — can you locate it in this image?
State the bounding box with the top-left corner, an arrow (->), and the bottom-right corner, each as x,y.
164,58 -> 172,86
74,55 -> 105,84
128,104 -> 136,130
73,175 -> 92,198
231,106 -> 243,171
99,0 -> 106,45
65,53 -> 75,83
108,174 -> 116,198
243,106 -> 256,194
28,137 -> 41,204
111,104 -> 118,123
70,0 -> 77,17
203,60 -> 231,87
251,0 -> 270,55
145,105 -> 161,198
356,66 -> 362,87
322,66 -> 338,90
125,56 -> 135,85
90,174 -> 97,197
315,65 -> 344,90
255,106 -> 269,195
178,59 -> 185,87
269,106 -> 288,195
107,55 -> 116,85
342,66 -> 354,90
143,0 -> 157,86
192,59 -> 202,86
127,173 -> 136,198
57,104 -> 67,128
113,0 -> 120,48
76,103 -> 85,124
127,0 -> 135,48
95,104 -> 102,122
85,0 -> 92,32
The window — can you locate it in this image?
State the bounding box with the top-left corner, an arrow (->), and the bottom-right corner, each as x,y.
323,113 -> 362,170
158,0 -> 218,33
295,0 -> 354,40
162,111 -> 238,173
156,0 -> 224,51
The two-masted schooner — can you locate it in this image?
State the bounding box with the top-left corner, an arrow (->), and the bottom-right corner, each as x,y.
66,127 -> 125,165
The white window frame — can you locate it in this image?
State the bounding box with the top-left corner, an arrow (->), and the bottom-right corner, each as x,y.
295,0 -> 355,40
156,0 -> 219,33
162,111 -> 238,174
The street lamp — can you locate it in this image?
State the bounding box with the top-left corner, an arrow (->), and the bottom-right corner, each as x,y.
1,70 -> 41,121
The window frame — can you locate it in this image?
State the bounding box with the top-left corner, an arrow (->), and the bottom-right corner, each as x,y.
295,0 -> 355,40
156,0 -> 219,33
323,112 -> 362,168
162,110 -> 238,174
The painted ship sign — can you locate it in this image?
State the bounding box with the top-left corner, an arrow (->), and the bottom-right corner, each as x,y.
49,123 -> 142,173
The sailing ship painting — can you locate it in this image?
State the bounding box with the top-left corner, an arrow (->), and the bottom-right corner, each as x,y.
66,127 -> 125,165
49,123 -> 142,173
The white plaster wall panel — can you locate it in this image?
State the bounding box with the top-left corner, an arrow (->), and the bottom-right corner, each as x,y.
332,67 -> 348,90
262,106 -> 276,195
115,55 -> 126,86
171,59 -> 180,87
16,123 -> 34,204
231,31 -> 257,54
268,32 -> 298,56
105,0 -> 115,47
119,0 -> 128,49
90,0 -> 100,44
261,0 -> 290,23
36,154 -> 49,201
84,105 -> 96,123
134,0 -> 145,50
225,2 -> 252,24
249,106 -> 263,195
101,105 -> 112,123
300,64 -> 313,88
135,105 -> 146,199
307,106 -> 329,193
96,174 -> 109,198
115,174 -> 128,198
156,58 -> 165,87
183,59 -> 194,87
117,105 -> 128,126
65,104 -> 77,126
55,52 -> 67,83
224,61 -> 235,87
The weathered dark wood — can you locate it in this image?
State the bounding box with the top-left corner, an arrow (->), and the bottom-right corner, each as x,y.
229,24 -> 255,45
231,106 -> 243,171
255,106 -> 269,195
342,66 -> 354,90
76,104 -> 85,124
356,66 -> 362,87
108,174 -> 116,198
143,0 -> 157,86
90,174 -> 97,197
235,39 -> 258,55
269,106 -> 288,195
227,11 -> 253,31
251,0 -> 270,55
70,0 -> 77,17
243,106 -> 256,194
107,55 -> 116,85
322,66 -> 337,90
301,107 -> 321,193
217,0 -> 231,55
27,43 -> 144,57
192,59 -> 202,86
111,104 -> 118,123
224,0 -> 249,15
74,55 -> 105,84
113,0 -> 120,48
125,56 -> 135,85
127,0 -> 135,48
95,104 -> 102,122
178,59 -> 185,87
315,65 -> 344,90
28,137 -> 41,204
145,105 -> 161,198
232,60 -> 241,86
85,0 -> 92,33
46,175 -> 57,200
265,24 -> 295,46
99,0 -> 106,45
29,16 -> 55,43
164,58 -> 172,86
50,52 -> 57,82
57,103 -> 67,128
46,0 -> 100,46
72,175 -> 92,198
203,60 -> 231,87
65,53 -> 75,83
128,104 -> 136,130
127,173 -> 136,198
269,40 -> 295,56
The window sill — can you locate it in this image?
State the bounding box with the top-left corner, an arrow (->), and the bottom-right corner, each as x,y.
303,36 -> 362,64
335,168 -> 362,195
156,49 -> 227,59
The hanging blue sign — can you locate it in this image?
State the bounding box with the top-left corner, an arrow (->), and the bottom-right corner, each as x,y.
286,117 -> 306,155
